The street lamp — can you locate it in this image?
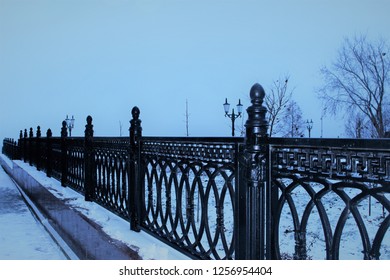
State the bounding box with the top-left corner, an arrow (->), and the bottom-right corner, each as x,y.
223,98 -> 243,136
65,115 -> 75,137
306,119 -> 313,138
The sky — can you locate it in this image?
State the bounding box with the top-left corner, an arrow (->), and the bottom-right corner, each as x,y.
1,0 -> 390,141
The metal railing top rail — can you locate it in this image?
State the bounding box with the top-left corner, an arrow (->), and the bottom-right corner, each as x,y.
267,137 -> 390,150
18,136 -> 244,143
141,137 -> 244,164
142,136 -> 244,143
269,137 -> 390,185
16,135 -> 390,146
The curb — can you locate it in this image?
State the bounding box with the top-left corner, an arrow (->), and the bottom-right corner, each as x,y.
0,156 -> 142,260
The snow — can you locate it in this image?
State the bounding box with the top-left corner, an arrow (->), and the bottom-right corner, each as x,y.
0,166 -> 68,259
0,154 -> 188,260
276,178 -> 390,259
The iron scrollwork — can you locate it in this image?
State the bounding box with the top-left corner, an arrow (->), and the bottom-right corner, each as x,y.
270,144 -> 390,259
141,137 -> 240,259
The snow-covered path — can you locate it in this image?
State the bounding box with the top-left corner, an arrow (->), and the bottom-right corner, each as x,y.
0,167 -> 69,260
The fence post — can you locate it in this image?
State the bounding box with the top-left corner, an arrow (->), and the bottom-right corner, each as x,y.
36,126 -> 41,171
84,115 -> 95,201
9,139 -> 12,158
18,130 -> 23,160
10,139 -> 15,160
235,83 -> 269,259
46,129 -> 53,178
23,129 -> 27,162
61,121 -> 68,187
129,106 -> 142,232
29,127 -> 33,166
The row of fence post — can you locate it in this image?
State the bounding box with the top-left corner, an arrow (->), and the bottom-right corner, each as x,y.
15,108 -> 145,232
2,138 -> 20,160
19,127 -> 54,177
5,83 -> 270,260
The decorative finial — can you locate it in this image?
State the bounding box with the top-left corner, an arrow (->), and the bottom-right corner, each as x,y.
249,83 -> 266,105
132,106 -> 140,120
85,115 -> 94,139
37,126 -> 41,137
245,83 -> 268,143
61,121 -> 68,138
86,115 -> 93,125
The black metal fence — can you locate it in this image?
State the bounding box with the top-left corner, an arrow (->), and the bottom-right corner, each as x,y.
2,83 -> 389,260
2,138 -> 20,160
268,137 -> 390,259
140,136 -> 242,259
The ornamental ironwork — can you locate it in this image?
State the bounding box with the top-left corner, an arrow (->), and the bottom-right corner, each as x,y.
2,83 -> 389,260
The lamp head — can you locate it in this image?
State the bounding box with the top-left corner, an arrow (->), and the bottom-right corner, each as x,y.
223,98 -> 230,115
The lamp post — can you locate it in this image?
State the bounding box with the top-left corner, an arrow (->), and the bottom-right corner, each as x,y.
223,98 -> 243,137
306,119 -> 313,138
65,115 -> 75,137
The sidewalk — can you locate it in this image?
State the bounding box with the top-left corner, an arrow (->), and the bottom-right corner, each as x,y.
0,166 -> 71,259
0,154 -> 188,260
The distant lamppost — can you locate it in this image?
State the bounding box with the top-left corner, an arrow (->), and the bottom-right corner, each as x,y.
223,98 -> 243,137
65,115 -> 75,137
306,119 -> 313,138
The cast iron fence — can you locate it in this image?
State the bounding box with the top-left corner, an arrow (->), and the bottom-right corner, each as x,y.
140,136 -> 242,259
268,137 -> 390,259
2,83 -> 389,260
2,138 -> 19,160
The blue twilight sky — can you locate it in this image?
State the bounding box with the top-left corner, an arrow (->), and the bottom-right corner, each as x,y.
1,0 -> 389,141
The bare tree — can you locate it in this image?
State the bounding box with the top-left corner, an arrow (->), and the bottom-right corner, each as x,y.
344,112 -> 371,138
119,121 -> 123,137
185,99 -> 190,136
282,100 -> 305,138
265,77 -> 293,137
318,35 -> 390,138
236,110 -> 246,137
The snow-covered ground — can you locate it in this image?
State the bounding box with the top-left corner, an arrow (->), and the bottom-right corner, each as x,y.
276,178 -> 390,259
0,155 -> 188,260
0,166 -> 70,259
